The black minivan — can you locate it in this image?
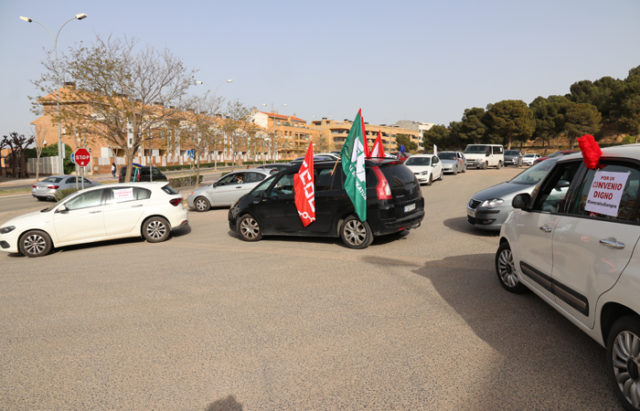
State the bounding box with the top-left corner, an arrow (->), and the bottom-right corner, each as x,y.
118,166 -> 167,183
228,159 -> 424,249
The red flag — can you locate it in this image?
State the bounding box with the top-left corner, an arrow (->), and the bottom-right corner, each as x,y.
294,142 -> 316,227
370,131 -> 385,158
360,109 -> 370,157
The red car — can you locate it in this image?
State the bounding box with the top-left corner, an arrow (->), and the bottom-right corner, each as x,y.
533,150 -> 576,164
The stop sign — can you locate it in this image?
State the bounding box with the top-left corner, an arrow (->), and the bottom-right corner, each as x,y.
74,148 -> 91,167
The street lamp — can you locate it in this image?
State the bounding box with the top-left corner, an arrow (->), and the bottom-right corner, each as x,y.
20,13 -> 88,175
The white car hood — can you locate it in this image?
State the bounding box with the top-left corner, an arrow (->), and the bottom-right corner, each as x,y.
406,165 -> 432,173
2,209 -> 51,228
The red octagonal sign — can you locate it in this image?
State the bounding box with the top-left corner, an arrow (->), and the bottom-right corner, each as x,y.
74,148 -> 91,167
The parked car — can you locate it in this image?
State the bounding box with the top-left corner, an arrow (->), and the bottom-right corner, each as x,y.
228,159 -> 424,249
118,165 -> 167,182
495,144 -> 640,410
31,175 -> 99,201
466,157 -> 560,231
291,154 -> 338,163
504,150 -> 523,167
0,182 -> 188,257
533,150 -> 577,164
438,151 -> 466,174
463,144 -> 504,169
405,154 -> 443,185
521,153 -> 540,166
187,169 -> 272,211
255,163 -> 292,174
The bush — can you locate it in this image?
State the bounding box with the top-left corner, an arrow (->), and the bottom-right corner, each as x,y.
54,188 -> 78,201
168,175 -> 203,188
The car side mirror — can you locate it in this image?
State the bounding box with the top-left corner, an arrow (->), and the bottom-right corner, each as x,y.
555,180 -> 570,191
55,204 -> 68,214
512,193 -> 532,210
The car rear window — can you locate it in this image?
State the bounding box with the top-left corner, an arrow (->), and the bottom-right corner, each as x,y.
43,177 -> 63,183
162,185 -> 179,195
379,164 -> 416,187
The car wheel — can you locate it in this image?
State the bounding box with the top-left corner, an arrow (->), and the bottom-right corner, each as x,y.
607,316 -> 640,410
497,161 -> 503,169
237,214 -> 262,241
340,215 -> 373,249
482,161 -> 488,169
194,196 -> 210,212
18,230 -> 52,257
495,242 -> 527,293
438,171 -> 443,181
142,216 -> 170,243
427,174 -> 433,185
453,169 -> 458,175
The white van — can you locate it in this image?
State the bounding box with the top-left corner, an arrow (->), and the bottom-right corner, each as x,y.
463,144 -> 504,169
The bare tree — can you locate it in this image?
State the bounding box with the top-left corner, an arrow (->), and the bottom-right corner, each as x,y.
223,100 -> 251,167
2,132 -> 34,178
32,35 -> 196,182
32,123 -> 47,180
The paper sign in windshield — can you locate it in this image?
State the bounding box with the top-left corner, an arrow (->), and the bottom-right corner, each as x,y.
113,188 -> 134,202
585,171 -> 629,217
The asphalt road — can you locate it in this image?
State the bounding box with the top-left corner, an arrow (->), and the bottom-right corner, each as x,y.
0,166 -> 619,410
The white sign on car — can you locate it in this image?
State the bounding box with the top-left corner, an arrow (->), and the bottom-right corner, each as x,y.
585,170 -> 630,217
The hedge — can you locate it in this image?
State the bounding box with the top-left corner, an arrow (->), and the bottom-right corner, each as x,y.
168,175 -> 203,188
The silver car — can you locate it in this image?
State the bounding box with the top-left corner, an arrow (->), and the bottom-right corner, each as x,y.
187,169 -> 271,211
438,151 -> 466,174
466,157 -> 559,231
31,175 -> 98,201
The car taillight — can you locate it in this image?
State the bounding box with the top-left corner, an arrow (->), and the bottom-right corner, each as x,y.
372,166 -> 392,200
169,198 -> 183,206
47,185 -> 59,189
32,185 -> 37,188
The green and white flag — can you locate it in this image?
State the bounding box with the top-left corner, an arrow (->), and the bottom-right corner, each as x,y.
341,109 -> 367,221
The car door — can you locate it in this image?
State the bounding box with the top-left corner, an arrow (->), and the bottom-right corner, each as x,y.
509,161 -> 582,301
209,173 -> 242,206
53,188 -> 107,243
255,171 -> 301,234
103,186 -> 151,236
432,156 -> 442,179
550,161 -> 640,328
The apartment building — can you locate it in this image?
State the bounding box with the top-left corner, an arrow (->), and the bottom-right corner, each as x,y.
309,118 -> 424,154
251,111 -> 318,159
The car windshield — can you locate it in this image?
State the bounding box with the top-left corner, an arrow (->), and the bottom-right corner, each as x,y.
509,157 -> 559,185
438,152 -> 455,160
251,175 -> 276,195
464,145 -> 489,154
505,150 -> 520,156
405,157 -> 431,166
523,154 -> 536,158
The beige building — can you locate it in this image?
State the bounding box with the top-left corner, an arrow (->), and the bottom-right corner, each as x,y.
251,111 -> 318,159
309,118 -> 424,154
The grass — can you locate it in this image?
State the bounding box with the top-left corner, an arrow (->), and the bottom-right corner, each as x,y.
0,187 -> 31,196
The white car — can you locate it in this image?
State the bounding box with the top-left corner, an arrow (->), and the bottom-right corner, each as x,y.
405,154 -> 443,185
495,144 -> 640,410
187,169 -> 271,211
0,182 -> 188,257
521,153 -> 540,166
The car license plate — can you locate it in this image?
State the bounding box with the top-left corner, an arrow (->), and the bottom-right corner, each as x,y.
404,203 -> 415,213
467,208 -> 476,218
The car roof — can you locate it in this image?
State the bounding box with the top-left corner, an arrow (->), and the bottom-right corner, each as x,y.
560,143 -> 640,162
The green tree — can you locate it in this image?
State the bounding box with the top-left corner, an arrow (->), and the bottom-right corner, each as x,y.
617,66 -> 640,142
396,133 -> 417,152
564,102 -> 602,148
485,100 -> 535,149
529,95 -> 570,149
422,125 -> 449,151
457,107 -> 488,145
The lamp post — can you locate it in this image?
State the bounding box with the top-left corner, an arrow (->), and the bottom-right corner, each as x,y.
20,13 -> 88,175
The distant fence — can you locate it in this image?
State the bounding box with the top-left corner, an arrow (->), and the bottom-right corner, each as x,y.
27,156 -> 60,175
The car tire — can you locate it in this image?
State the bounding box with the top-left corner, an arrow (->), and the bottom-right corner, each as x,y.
438,171 -> 443,181
497,161 -> 503,169
482,161 -> 488,169
453,168 -> 458,175
18,230 -> 52,257
340,215 -> 373,249
194,196 -> 210,212
607,316 -> 640,411
427,174 -> 433,186
495,242 -> 527,293
237,214 -> 262,241
142,216 -> 171,243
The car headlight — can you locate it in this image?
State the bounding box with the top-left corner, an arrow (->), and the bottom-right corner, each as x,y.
420,171 -> 430,175
480,198 -> 504,208
0,225 -> 16,234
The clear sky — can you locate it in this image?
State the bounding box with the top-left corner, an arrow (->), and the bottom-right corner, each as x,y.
1,0 -> 639,137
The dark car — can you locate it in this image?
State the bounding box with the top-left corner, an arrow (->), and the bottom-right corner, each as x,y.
533,150 -> 576,164
504,150 -> 523,167
119,165 -> 167,182
255,163 -> 291,174
228,159 -> 424,249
